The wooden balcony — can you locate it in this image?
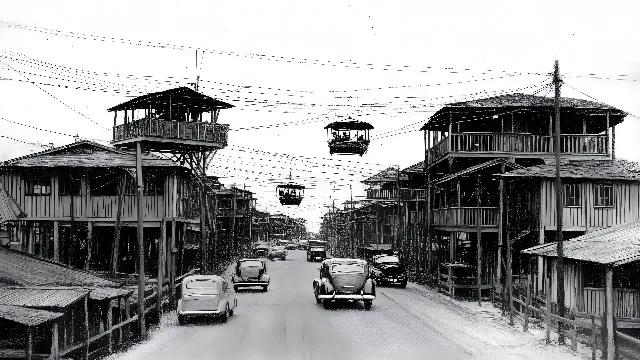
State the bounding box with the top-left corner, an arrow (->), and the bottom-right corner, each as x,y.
427,133 -> 608,163
431,207 -> 498,228
112,118 -> 229,153
365,188 -> 427,201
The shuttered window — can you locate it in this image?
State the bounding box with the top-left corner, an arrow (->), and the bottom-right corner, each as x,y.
26,176 -> 52,195
594,184 -> 614,207
563,183 -> 581,207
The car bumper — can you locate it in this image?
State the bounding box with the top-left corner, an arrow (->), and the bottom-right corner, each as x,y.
233,282 -> 269,287
318,294 -> 375,300
377,278 -> 406,284
177,308 -> 223,317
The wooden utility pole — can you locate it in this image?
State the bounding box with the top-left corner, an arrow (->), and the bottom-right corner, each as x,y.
135,142 -> 146,338
553,59 -> 566,343
476,175 -> 482,306
350,184 -> 355,258
396,165 -> 401,255
424,129 -> 432,281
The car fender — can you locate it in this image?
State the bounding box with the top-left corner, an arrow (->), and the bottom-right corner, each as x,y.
364,278 -> 375,295
176,299 -> 183,312
312,278 -> 321,290
262,274 -> 270,282
321,278 -> 334,293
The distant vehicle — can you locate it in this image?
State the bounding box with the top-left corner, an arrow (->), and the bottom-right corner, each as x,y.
177,275 -> 237,325
307,240 -> 327,262
253,242 -> 270,257
231,259 -> 270,292
268,245 -> 287,260
285,242 -> 297,250
370,255 -> 407,288
297,240 -> 309,250
313,258 -> 375,310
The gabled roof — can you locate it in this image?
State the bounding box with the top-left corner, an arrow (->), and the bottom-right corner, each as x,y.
363,167 -> 408,183
0,287 -> 89,309
522,220 -> 640,267
0,183 -> 25,223
402,160 -> 425,174
1,141 -> 184,169
421,93 -> 627,130
108,86 -> 234,112
431,158 -> 524,185
500,159 -> 640,181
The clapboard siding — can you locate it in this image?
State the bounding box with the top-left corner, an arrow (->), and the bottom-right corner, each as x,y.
540,179 -> 640,230
0,171 -> 189,221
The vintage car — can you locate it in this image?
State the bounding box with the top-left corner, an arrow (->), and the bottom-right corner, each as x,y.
177,275 -> 237,325
370,255 -> 407,288
313,258 -> 375,310
268,245 -> 287,260
297,240 -> 309,250
253,242 -> 270,257
307,240 -> 327,262
285,242 -> 297,250
231,259 -> 270,292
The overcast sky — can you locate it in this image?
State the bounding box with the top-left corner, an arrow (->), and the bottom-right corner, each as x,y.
1,1 -> 639,232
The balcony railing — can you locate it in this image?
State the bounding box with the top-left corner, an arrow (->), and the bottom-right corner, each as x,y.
431,207 -> 498,227
365,188 -> 427,200
113,118 -> 229,145
427,132 -> 608,162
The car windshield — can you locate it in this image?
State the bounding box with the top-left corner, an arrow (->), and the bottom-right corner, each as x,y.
330,263 -> 365,274
240,260 -> 263,268
185,279 -> 218,293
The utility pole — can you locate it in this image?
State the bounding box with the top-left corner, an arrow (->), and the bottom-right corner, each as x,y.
135,142 -> 146,338
350,185 -> 355,258
396,165 -> 401,256
553,59 -> 566,343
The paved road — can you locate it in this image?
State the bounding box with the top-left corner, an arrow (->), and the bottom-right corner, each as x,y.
111,250 -> 581,360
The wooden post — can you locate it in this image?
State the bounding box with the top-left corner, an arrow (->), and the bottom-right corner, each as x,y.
448,266 -> 454,299
135,142 -> 146,338
53,220 -> 59,262
553,60 -> 566,344
611,125 -> 616,161
605,267 -> 615,360
525,260 -> 532,332
111,175 -> 125,275
84,296 -> 89,360
124,296 -> 131,344
170,219 -> 177,305
546,259 -> 552,343
107,300 -> 113,353
476,175 -> 482,306
425,129 -> 432,282
497,177 -> 504,283
605,111 -> 610,156
507,229 -> 513,326
26,326 -> 33,360
85,222 -> 93,271
51,321 -> 59,360
157,218 -> 166,319
200,157 -> 208,273
591,315 -> 597,360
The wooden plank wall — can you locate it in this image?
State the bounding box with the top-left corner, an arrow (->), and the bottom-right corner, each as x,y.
549,260 -> 584,312
583,287 -> 640,318
540,180 -> 640,230
0,171 -> 186,221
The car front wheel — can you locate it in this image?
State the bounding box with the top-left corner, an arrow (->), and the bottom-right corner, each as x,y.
314,287 -> 322,304
220,305 -> 229,323
178,315 -> 185,325
364,300 -> 372,310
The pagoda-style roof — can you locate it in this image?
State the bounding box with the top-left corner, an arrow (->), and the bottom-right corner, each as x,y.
325,120 -> 374,131
108,86 -> 234,112
422,93 -> 627,130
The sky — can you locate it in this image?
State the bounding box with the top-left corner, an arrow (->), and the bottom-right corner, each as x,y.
1,0 -> 639,232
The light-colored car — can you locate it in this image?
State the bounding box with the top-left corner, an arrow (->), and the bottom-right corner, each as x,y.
268,245 -> 287,261
177,275 -> 237,325
232,259 -> 270,292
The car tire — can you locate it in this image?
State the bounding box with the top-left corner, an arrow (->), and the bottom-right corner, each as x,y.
400,280 -> 407,288
262,286 -> 268,292
234,285 -> 239,292
364,300 -> 372,310
229,307 -> 234,317
314,287 -> 322,304
220,305 -> 229,323
323,299 -> 332,309
177,315 -> 185,325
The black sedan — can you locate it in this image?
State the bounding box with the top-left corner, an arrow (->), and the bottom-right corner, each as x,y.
370,255 -> 407,288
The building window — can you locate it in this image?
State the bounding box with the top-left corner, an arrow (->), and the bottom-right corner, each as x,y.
594,184 -> 614,207
59,174 -> 81,195
26,176 -> 51,195
124,173 -> 164,196
563,183 -> 581,207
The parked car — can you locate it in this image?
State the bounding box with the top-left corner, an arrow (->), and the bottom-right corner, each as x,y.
307,240 -> 327,262
370,255 -> 407,288
268,245 -> 287,260
253,242 -> 269,257
313,258 -> 375,310
231,258 -> 270,292
297,240 -> 309,250
177,275 -> 237,325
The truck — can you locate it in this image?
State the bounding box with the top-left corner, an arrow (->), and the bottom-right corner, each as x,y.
306,240 -> 328,262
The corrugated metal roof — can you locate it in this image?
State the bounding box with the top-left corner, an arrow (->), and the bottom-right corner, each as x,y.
0,248 -> 118,288
362,167 -> 408,183
0,288 -> 89,309
522,220 -> 640,266
0,304 -> 63,326
501,159 -> 640,181
0,183 -> 25,223
431,158 -> 524,185
108,86 -> 234,112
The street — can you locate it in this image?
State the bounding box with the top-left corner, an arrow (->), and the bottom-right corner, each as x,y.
110,250 -> 582,360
